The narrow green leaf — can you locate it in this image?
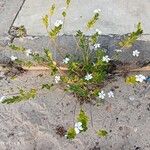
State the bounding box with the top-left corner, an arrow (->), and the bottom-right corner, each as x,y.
42,15 -> 49,28
2,89 -> 37,104
9,44 -> 26,52
42,83 -> 53,90
49,4 -> 55,16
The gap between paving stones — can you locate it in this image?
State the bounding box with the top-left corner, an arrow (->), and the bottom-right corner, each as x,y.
1,34 -> 150,66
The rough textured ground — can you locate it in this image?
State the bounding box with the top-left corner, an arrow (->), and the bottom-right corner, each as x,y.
0,69 -> 150,150
0,0 -> 150,150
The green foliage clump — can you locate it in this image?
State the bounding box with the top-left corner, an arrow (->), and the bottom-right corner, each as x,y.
49,4 -> 55,16
119,22 -> 143,48
66,109 -> 89,139
9,44 -> 26,52
49,25 -> 63,39
15,59 -> 33,68
77,109 -> 89,131
62,47 -> 109,101
87,13 -> 100,29
125,75 -> 137,84
2,89 -> 36,104
97,129 -> 108,138
69,84 -> 88,97
90,32 -> 100,45
66,127 -> 76,139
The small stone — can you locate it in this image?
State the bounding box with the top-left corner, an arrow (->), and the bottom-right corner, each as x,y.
135,147 -> 142,150
147,103 -> 150,111
119,126 -> 123,131
134,128 -> 138,132
129,96 -> 135,101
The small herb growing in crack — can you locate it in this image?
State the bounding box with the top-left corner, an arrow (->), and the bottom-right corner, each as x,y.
97,129 -> 108,138
1,0 -> 148,142
119,22 -> 143,48
3,1 -> 146,106
66,109 -> 89,139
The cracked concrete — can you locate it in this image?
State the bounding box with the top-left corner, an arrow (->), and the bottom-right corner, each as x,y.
0,0 -> 150,150
0,0 -> 25,45
0,69 -> 150,150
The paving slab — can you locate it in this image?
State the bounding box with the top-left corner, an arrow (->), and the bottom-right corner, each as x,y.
0,69 -> 150,150
14,0 -> 150,36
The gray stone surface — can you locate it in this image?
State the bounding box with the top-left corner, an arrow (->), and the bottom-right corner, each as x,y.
0,0 -> 24,45
0,0 -> 24,33
10,35 -> 150,63
0,0 -> 150,149
0,70 -> 150,150
14,0 -> 150,36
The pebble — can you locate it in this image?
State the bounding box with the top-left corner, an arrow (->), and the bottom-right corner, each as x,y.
129,96 -> 135,101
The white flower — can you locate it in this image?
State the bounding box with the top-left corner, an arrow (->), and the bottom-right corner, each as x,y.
25,49 -> 32,56
102,55 -> 110,63
85,73 -> 93,81
54,20 -> 63,27
0,96 -> 5,103
94,9 -> 101,14
98,90 -> 105,99
63,57 -> 70,64
94,43 -> 101,49
96,29 -> 102,35
114,49 -> 122,53
135,74 -> 146,83
10,56 -> 17,61
108,91 -> 114,98
55,75 -> 61,83
133,50 -> 140,57
74,122 -> 83,134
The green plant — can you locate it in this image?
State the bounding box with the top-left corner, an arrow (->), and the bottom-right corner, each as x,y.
77,109 -> 89,131
1,0 -> 146,142
97,129 -> 108,138
66,109 -> 89,139
125,75 -> 137,84
2,89 -> 36,104
5,1 -> 144,104
119,22 -> 143,48
66,127 -> 76,139
42,83 -> 54,90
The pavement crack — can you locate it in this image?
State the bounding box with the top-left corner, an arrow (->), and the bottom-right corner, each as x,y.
8,0 -> 26,43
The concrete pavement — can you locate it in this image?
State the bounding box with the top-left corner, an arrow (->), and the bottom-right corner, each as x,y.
13,0 -> 150,36
0,0 -> 150,150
